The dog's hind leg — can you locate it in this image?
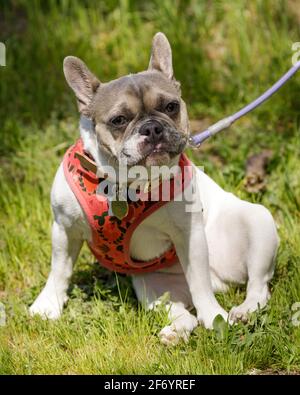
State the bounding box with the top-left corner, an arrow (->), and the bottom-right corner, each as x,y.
229,205 -> 279,323
132,266 -> 198,345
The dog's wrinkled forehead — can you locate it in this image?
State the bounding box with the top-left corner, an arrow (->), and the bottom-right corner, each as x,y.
91,71 -> 180,121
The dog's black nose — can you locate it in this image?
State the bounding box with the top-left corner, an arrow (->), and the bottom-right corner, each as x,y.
139,120 -> 163,142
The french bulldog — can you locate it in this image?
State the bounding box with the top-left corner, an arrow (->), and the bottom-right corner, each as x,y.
30,32 -> 279,345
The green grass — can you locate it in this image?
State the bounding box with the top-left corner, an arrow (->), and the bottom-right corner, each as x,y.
0,0 -> 300,374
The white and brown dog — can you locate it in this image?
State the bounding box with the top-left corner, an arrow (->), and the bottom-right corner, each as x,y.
30,33 -> 279,345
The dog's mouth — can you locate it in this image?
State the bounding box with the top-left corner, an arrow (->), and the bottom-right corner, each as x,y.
121,135 -> 188,167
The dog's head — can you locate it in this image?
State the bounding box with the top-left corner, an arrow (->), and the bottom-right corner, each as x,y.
63,33 -> 189,168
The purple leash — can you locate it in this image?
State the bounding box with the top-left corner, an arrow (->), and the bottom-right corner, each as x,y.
189,60 -> 300,147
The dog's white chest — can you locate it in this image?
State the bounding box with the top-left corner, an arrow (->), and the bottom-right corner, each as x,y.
129,206 -> 173,261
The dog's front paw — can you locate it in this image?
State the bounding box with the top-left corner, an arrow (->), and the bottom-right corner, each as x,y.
229,295 -> 269,324
229,306 -> 249,324
159,325 -> 182,346
159,315 -> 198,346
229,301 -> 261,324
29,290 -> 66,320
159,324 -> 187,346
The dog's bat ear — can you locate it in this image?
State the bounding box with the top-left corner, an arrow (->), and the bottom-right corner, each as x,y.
63,56 -> 100,114
148,32 -> 173,80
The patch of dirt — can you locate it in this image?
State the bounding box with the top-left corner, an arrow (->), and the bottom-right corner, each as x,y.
244,150 -> 273,193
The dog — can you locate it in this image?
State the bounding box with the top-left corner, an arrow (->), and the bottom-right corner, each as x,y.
30,33 -> 279,345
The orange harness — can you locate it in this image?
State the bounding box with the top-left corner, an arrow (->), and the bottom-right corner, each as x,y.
63,139 -> 192,274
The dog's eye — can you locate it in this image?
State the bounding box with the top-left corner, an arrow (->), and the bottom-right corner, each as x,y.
110,115 -> 128,127
165,101 -> 179,115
